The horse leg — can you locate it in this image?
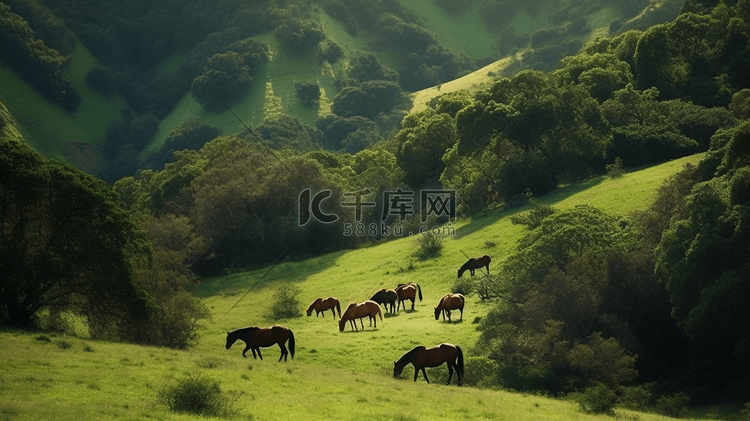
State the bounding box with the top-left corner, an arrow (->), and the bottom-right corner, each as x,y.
256,348 -> 263,361
460,308 -> 463,321
278,343 -> 288,362
411,299 -> 415,311
447,364 -> 454,385
421,367 -> 430,384
447,310 -> 451,322
242,344 -> 251,358
470,268 -> 475,278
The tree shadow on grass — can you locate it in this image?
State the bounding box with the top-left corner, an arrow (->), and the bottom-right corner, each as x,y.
452,177 -> 605,240
190,250 -> 346,298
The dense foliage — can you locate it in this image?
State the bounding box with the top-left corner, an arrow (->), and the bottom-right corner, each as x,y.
0,136 -> 154,337
0,3 -> 81,111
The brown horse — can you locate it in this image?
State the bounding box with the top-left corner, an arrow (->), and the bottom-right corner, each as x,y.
225,325 -> 296,361
369,289 -> 398,313
434,293 -> 465,321
393,343 -> 464,385
457,255 -> 491,278
396,282 -> 423,311
306,297 -> 341,318
338,300 -> 384,332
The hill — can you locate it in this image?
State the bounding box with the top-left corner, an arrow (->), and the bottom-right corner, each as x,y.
0,0 -> 685,176
0,153 -> 722,421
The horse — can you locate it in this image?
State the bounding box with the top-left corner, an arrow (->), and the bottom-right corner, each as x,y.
393,343 -> 464,386
395,282 -> 422,311
306,297 -> 341,318
225,325 -> 295,361
369,289 -> 398,313
434,293 -> 465,321
457,255 -> 491,278
339,300 -> 383,332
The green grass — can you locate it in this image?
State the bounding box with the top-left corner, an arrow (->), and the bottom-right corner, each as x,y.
2,153 -> 733,421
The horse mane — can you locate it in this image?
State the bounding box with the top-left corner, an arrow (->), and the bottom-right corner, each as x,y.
307,298 -> 322,311
397,346 -> 426,365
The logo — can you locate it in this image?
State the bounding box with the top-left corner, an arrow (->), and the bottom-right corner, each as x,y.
298,188 -> 457,237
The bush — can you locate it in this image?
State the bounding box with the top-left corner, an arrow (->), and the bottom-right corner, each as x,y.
159,373 -> 235,416
618,383 -> 655,410
295,82 -> 321,107
463,356 -> 499,387
452,275 -> 474,296
606,156 -> 626,178
572,383 -> 617,414
414,231 -> 443,260
269,284 -> 302,320
656,392 -> 690,418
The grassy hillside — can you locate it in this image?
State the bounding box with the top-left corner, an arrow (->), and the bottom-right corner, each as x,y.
0,42 -> 126,173
2,153 -> 729,421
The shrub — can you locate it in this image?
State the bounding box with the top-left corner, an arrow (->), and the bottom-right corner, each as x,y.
572,383 -> 617,414
295,82 -> 321,107
452,276 -> 474,296
606,156 -> 626,178
463,356 -> 499,387
159,373 -> 235,416
618,384 -> 655,410
656,392 -> 690,418
414,231 -> 443,260
269,284 -> 302,320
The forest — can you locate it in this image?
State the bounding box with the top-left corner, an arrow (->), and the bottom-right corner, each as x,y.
1,0 -> 750,414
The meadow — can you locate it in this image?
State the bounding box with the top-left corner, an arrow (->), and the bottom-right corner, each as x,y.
5,153 -> 744,421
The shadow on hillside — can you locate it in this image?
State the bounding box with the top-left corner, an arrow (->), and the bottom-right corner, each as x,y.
452,177 -> 605,239
191,250 -> 347,298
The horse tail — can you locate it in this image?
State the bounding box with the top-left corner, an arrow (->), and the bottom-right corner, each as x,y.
456,345 -> 464,378
377,305 -> 383,321
416,283 -> 423,301
288,329 -> 296,359
335,301 -> 341,318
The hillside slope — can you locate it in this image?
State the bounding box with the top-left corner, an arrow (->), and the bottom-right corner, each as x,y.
0,0 -> 684,175
0,153 -> 711,421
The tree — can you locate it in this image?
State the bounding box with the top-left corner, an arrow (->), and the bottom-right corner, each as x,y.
0,138 -> 154,338
395,110 -> 457,188
295,82 -> 321,107
191,51 -> 252,112
655,122 -> 750,357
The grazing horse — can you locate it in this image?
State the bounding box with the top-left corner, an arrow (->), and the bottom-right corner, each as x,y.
434,293 -> 465,321
457,255 -> 491,278
339,300 -> 383,332
395,282 -> 422,311
306,297 -> 341,318
225,325 -> 295,361
393,343 -> 464,386
369,289 -> 398,313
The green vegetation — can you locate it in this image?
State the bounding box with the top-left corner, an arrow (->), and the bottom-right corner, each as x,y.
2,0 -> 750,419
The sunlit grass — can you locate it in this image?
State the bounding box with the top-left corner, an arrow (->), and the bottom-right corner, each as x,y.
0,154 -> 719,420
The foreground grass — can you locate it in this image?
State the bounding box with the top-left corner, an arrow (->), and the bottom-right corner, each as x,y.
2,154 -> 728,421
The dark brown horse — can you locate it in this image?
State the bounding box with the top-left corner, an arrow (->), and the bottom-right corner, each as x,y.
306,297 -> 341,318
369,289 -> 398,313
393,343 -> 464,385
396,282 -> 423,311
339,300 -> 383,332
434,293 -> 465,321
225,325 -> 295,361
457,255 -> 491,278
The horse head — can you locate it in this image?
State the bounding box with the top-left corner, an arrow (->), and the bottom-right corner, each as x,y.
434,306 -> 442,320
225,331 -> 236,350
393,361 -> 404,378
